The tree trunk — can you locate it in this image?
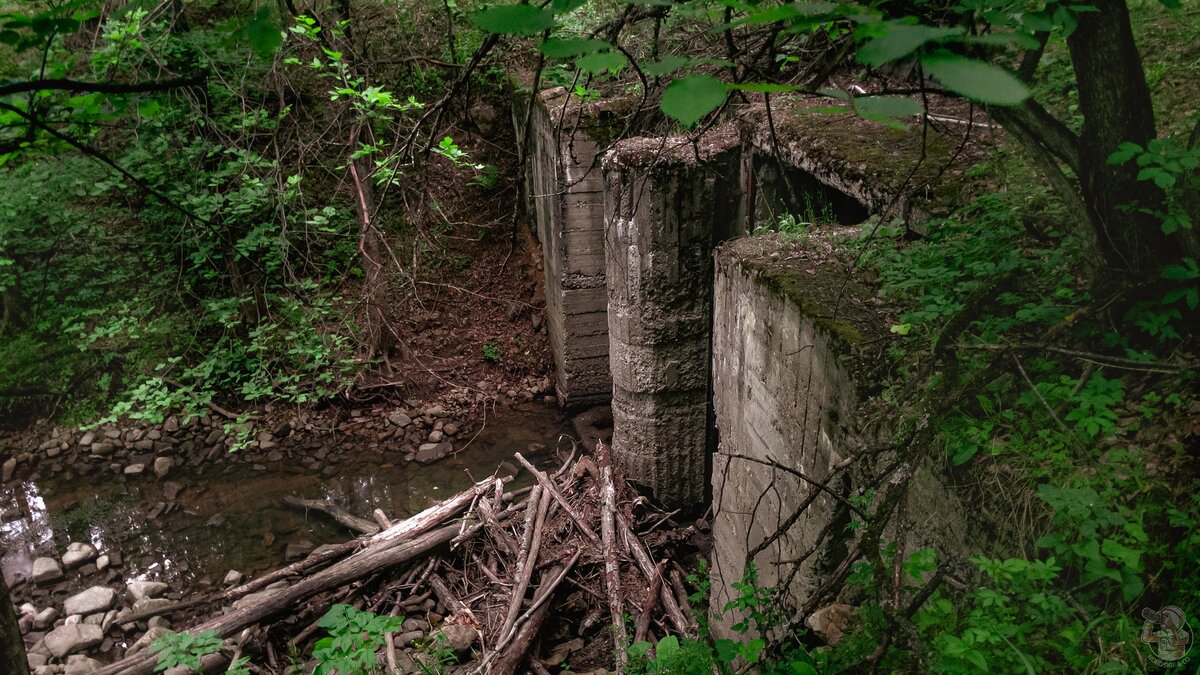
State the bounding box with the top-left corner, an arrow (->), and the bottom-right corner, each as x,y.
0,575 -> 29,675
1067,0 -> 1173,278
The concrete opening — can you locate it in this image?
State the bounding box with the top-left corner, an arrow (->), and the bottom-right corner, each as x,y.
748,154 -> 870,231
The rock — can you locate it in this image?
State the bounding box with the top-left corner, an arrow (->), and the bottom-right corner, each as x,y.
153,457 -> 174,479
27,652 -> 49,668
63,586 -> 117,617
147,615 -> 170,630
127,626 -> 170,656
123,463 -> 146,476
425,406 -> 446,418
285,540 -> 315,561
78,431 -> 96,447
442,423 -> 459,436
428,430 -> 444,443
414,442 -> 453,464
44,623 -> 103,658
47,446 -> 62,458
62,542 -> 98,569
32,557 -> 64,584
130,598 -> 174,618
163,482 -> 182,501
806,603 -> 856,646
132,439 -> 154,452
64,655 -> 102,675
436,624 -> 478,654
95,555 -> 110,572
388,412 -> 412,428
163,417 -> 179,433
222,570 -> 244,586
127,580 -> 169,604
33,607 -> 59,630
394,630 -> 424,645
2,457 -> 16,482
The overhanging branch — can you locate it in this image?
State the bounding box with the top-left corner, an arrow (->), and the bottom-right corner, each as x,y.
0,75 -> 205,99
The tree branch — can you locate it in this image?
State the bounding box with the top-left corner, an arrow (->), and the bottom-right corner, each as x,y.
0,76 -> 205,99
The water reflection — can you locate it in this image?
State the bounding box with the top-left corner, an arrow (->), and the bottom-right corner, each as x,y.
0,406 -> 573,596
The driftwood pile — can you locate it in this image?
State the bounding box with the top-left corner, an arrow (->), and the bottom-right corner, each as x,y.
91,442 -> 698,674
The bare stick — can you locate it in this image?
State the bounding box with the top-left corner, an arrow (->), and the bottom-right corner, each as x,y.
516,452 -> 600,543
283,496 -> 380,535
634,561 -> 666,643
498,487 -> 550,642
597,442 -> 628,672
618,513 -> 693,637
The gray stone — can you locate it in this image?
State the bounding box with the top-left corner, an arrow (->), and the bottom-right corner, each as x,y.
63,586 -> 117,617
32,557 -> 64,584
62,542 -> 97,569
2,457 -> 15,482
78,431 -> 96,447
64,655 -> 101,675
442,422 -> 459,436
44,623 -> 103,658
95,555 -> 110,572
285,540 -> 315,561
123,463 -> 145,476
222,570 -> 244,586
436,624 -> 478,654
33,607 -> 59,630
130,598 -> 173,618
127,580 -> 169,604
127,626 -> 170,656
414,442 -> 452,464
427,430 -> 444,443
27,652 -> 49,668
153,457 -> 174,479
387,412 -> 412,428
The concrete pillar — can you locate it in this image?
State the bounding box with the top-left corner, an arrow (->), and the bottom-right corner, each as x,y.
518,88 -> 629,407
602,133 -> 739,508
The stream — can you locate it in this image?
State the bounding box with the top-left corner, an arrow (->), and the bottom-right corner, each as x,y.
0,406 -> 576,602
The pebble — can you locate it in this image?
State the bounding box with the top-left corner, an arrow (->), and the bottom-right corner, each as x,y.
223,570 -> 245,586
153,457 -> 174,479
127,580 -> 169,604
124,463 -> 146,476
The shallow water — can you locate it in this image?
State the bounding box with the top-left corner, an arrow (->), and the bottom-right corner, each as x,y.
0,406 -> 574,596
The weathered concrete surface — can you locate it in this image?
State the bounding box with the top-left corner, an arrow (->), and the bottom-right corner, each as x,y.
738,96 -> 985,231
709,231 -> 971,632
516,88 -> 631,407
602,130 -> 741,507
710,232 -> 880,620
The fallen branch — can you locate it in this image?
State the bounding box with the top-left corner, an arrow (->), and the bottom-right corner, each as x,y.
283,496 -> 380,535
597,442 -> 628,673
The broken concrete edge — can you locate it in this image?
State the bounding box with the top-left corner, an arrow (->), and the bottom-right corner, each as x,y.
602,125 -> 741,170
735,95 -> 988,228
715,230 -> 890,377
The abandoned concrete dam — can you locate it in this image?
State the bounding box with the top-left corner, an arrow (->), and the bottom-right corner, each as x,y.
516,87 -> 976,628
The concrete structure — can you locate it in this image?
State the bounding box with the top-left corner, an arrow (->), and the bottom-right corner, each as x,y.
601,132 -> 741,507
708,231 -> 883,615
517,88 -> 629,407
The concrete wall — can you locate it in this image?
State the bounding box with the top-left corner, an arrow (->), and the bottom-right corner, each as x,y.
519,88 -> 625,407
709,232 -> 877,616
602,132 -> 740,507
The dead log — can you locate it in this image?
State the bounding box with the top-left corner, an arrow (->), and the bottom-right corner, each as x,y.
515,452 -> 600,543
597,441 -> 627,673
497,487 -> 550,642
634,561 -> 666,643
93,525 -> 460,675
490,563 -> 567,675
283,495 -> 380,535
618,513 -> 694,637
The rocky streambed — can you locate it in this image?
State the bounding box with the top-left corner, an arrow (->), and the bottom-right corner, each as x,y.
0,394 -> 610,673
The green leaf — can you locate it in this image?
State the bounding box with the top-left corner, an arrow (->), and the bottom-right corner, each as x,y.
471,5 -> 555,35
552,0 -> 590,13
655,634 -> 681,661
137,98 -> 161,117
246,8 -> 281,59
539,37 -> 609,58
660,74 -> 727,127
641,56 -> 691,77
857,23 -> 962,66
920,54 -> 1030,106
575,51 -> 626,73
854,95 -> 923,127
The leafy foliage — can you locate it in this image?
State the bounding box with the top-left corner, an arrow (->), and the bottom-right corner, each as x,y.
312,604 -> 403,675
150,630 -> 223,672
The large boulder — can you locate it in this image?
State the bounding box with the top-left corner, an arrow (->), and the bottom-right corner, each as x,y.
63,586 -> 117,617
44,623 -> 103,658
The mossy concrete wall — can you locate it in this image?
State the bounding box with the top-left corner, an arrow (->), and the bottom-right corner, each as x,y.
517,88 -> 626,407
602,131 -> 740,507
709,232 -> 972,634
